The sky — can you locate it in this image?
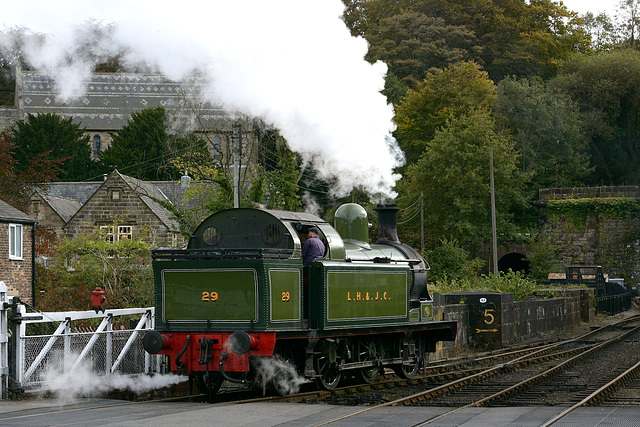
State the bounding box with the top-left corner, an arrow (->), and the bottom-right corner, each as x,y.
561,0 -> 619,16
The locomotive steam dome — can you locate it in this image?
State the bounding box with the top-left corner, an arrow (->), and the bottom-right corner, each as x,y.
334,203 -> 369,245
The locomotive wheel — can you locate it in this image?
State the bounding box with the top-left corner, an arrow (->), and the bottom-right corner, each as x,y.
394,336 -> 421,379
314,340 -> 342,390
355,338 -> 380,384
193,373 -> 223,402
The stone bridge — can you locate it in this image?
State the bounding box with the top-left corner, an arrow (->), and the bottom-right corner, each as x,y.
486,186 -> 640,282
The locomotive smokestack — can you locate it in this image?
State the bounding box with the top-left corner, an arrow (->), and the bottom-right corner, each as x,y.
374,204 -> 400,243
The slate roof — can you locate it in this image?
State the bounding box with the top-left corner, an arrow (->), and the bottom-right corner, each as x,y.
21,71 -> 230,130
35,172 -> 216,232
38,193 -> 83,223
42,182 -> 102,204
119,172 -> 179,230
0,199 -> 36,224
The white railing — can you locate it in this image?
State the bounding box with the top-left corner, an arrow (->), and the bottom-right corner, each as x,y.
6,297 -> 160,394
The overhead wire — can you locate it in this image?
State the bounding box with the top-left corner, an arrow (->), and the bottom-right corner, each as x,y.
82,129 -> 387,199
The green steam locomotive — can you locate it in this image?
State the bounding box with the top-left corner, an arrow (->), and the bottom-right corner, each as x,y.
143,203 -> 457,397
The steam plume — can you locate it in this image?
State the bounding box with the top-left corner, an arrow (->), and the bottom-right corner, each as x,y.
40,352 -> 186,405
0,0 -> 403,198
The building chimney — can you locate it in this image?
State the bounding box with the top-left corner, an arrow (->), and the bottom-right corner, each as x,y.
374,204 -> 400,243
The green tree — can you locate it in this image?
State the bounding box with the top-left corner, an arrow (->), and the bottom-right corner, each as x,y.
250,130 -> 302,211
494,77 -> 591,193
37,221 -> 154,311
12,113 -> 98,181
618,0 -> 640,48
582,12 -> 620,51
551,49 -> 640,185
100,107 -> 179,180
526,234 -> 562,282
165,125 -> 303,238
394,62 -> 496,165
398,109 -> 525,252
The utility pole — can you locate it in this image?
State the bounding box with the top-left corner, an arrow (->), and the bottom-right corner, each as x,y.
490,149 -> 498,275
232,121 -> 241,208
420,192 -> 424,254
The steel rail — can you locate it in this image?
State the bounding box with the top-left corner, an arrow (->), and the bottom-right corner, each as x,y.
304,314 -> 640,426
541,358 -> 640,426
412,324 -> 640,426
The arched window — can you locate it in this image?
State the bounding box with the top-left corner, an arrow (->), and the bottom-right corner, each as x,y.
93,134 -> 101,157
213,135 -> 221,158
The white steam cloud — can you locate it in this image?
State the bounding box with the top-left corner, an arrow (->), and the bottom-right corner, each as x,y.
253,355 -> 309,395
40,353 -> 186,405
0,0 -> 403,198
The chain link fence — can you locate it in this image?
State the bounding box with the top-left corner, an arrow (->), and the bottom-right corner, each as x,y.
9,303 -> 161,391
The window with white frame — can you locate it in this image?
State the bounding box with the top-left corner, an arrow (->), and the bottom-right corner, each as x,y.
100,225 -> 133,243
9,223 -> 23,260
118,226 -> 132,241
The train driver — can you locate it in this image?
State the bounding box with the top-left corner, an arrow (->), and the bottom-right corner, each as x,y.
302,226 -> 325,272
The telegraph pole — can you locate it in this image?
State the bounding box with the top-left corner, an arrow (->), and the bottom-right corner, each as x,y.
420,192 -> 424,254
490,149 -> 498,275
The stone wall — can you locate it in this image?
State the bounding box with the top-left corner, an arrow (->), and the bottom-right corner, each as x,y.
0,222 -> 34,305
431,299 -> 468,360
538,186 -> 640,284
432,289 -> 593,356
541,215 -> 640,282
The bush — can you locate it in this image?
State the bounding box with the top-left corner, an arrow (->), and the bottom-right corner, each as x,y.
433,270 -> 536,301
527,234 -> 562,282
426,238 -> 484,283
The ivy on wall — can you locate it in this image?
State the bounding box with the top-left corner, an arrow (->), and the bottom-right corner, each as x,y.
544,197 -> 640,282
546,197 -> 640,228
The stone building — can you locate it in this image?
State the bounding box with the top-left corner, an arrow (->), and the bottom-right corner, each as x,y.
0,199 -> 36,305
11,65 -> 254,161
30,182 -> 100,243
30,170 -> 195,248
64,171 -> 182,247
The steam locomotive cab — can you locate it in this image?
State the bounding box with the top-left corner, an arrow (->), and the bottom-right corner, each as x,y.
143,204 -> 457,396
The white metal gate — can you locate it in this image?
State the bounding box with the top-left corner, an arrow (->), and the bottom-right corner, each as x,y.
3,293 -> 161,397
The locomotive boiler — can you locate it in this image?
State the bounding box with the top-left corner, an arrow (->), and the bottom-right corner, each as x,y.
143,203 -> 457,397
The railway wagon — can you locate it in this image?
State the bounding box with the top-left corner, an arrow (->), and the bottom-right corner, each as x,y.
143,203 -> 457,396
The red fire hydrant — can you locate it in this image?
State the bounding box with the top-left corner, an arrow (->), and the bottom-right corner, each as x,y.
91,287 -> 106,313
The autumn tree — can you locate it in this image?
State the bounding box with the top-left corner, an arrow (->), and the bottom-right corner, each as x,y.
0,129 -> 64,211
394,62 -> 496,165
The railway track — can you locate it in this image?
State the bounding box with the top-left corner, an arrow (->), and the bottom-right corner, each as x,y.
264,314 -> 640,426
7,315 -> 636,427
